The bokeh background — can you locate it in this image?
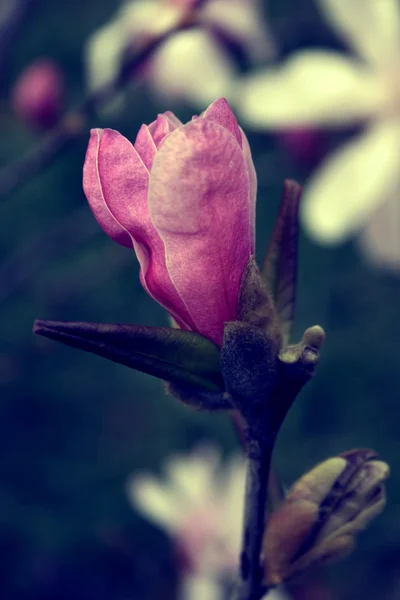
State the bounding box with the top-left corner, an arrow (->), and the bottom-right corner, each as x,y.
0,0 -> 399,598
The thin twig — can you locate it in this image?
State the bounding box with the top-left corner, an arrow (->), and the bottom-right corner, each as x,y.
0,0 -> 210,201
235,435 -> 274,600
233,325 -> 325,600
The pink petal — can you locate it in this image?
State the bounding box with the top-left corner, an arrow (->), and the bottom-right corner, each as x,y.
148,118 -> 252,346
95,128 -> 150,242
201,98 -> 242,147
148,113 -> 182,147
164,110 -> 183,128
240,128 -> 257,252
134,124 -> 157,171
86,128 -> 195,330
83,129 -> 132,248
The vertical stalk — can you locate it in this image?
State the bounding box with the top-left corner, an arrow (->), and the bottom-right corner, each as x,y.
235,434 -> 274,600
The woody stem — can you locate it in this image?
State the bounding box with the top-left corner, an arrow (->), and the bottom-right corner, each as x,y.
235,432 -> 274,600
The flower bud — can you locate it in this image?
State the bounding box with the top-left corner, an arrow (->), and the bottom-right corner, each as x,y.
262,449 -> 389,586
83,98 -> 256,346
11,59 -> 64,129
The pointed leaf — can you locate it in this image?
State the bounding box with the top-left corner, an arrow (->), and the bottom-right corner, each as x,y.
262,180 -> 302,345
33,320 -> 224,392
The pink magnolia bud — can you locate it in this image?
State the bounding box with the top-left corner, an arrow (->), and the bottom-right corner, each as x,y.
83,98 -> 256,346
11,59 -> 64,129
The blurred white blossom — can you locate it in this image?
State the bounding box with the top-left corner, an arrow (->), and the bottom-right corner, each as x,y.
128,447 -> 243,577
127,445 -> 289,600
86,0 -> 275,109
358,194 -> 400,272
236,0 -> 400,265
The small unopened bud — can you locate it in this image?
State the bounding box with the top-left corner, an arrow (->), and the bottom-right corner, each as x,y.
278,325 -> 325,378
265,325 -> 325,434
262,449 -> 389,586
11,59 -> 64,129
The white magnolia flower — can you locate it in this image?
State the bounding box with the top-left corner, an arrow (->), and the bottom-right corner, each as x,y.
86,0 -> 275,110
358,192 -> 400,272
128,446 -> 244,577
127,445 -> 289,600
237,0 -> 400,261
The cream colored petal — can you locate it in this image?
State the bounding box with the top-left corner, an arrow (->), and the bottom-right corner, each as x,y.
179,575 -> 222,600
85,0 -> 182,91
85,19 -> 127,91
201,0 -> 276,62
358,190 -> 400,272
164,446 -> 221,506
302,119 -> 400,244
318,0 -> 400,66
261,589 -> 292,600
148,29 -> 236,109
236,52 -> 386,128
121,0 -> 183,44
85,1 -> 152,91
127,474 -> 189,532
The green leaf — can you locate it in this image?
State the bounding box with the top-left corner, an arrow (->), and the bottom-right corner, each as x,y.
262,180 -> 302,345
33,320 -> 224,392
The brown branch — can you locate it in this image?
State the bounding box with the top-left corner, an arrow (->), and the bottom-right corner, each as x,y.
235,434 -> 275,600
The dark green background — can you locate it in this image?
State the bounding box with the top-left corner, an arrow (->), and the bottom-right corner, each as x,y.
0,0 -> 399,598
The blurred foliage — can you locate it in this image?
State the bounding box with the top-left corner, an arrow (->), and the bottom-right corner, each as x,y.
0,0 -> 400,599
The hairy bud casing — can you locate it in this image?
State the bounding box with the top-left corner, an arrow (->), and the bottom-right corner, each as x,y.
221,321 -> 279,421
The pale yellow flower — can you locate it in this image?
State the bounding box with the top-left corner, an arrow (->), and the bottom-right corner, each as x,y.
127,445 -> 289,600
237,0 -> 400,256
85,0 -> 275,110
358,192 -> 400,271
127,446 -> 245,577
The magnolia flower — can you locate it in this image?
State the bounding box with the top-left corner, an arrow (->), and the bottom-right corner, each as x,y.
82,98 -> 256,346
85,0 -> 275,109
11,59 -> 64,129
128,447 -> 244,578
358,193 -> 400,272
237,0 -> 400,256
128,446 -> 289,600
